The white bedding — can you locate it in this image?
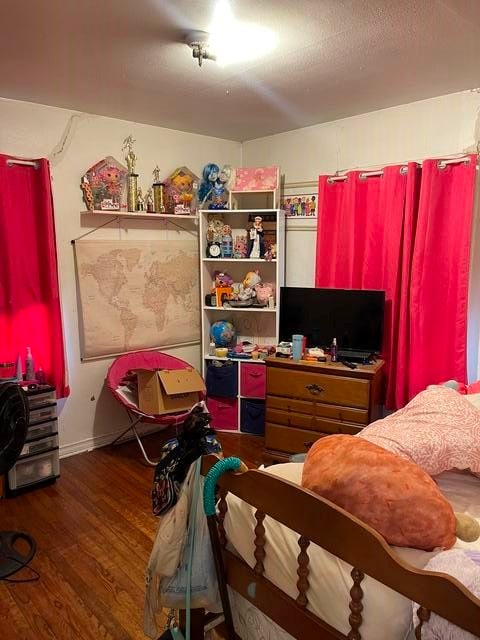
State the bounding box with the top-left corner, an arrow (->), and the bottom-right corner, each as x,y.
224,463 -> 480,640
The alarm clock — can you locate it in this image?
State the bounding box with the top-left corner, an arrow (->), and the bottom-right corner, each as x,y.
206,241 -> 221,258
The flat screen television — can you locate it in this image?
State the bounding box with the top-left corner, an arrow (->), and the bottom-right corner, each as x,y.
279,287 -> 385,354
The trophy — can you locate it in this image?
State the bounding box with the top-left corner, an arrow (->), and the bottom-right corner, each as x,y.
122,135 -> 138,212
152,165 -> 165,213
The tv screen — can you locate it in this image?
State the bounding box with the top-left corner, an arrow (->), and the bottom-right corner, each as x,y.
279,287 -> 385,353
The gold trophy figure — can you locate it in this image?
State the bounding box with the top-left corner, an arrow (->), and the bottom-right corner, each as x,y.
152,165 -> 165,213
122,135 -> 138,212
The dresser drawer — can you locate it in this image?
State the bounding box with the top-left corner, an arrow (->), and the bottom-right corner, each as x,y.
266,396 -> 369,424
266,408 -> 363,435
267,368 -> 370,409
265,424 -> 325,454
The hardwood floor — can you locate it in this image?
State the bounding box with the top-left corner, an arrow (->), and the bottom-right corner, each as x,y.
0,431 -> 265,640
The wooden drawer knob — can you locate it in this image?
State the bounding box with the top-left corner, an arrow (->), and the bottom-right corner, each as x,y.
305,383 -> 324,395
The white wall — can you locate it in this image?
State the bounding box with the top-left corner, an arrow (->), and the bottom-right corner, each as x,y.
244,90 -> 480,285
0,97 -> 241,456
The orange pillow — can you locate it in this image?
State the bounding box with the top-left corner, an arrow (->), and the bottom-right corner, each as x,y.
302,435 -> 456,551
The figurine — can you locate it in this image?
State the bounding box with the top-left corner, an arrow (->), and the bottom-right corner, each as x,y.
199,163 -> 220,207
136,187 -> 145,211
221,224 -> 233,258
146,188 -> 154,212
234,235 -> 248,259
247,216 -> 265,258
122,135 -> 137,174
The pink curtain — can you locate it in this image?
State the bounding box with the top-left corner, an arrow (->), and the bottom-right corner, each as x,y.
0,154 -> 69,397
315,156 -> 476,408
408,155 -> 477,398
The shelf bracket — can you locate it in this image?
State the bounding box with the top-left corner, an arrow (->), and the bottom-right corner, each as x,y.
71,215 -> 119,244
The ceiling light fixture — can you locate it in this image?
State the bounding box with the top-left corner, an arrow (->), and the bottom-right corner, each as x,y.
186,0 -> 277,68
186,30 -> 216,67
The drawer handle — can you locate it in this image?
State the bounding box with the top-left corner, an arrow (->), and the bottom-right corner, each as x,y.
304,440 -> 315,449
305,383 -> 324,395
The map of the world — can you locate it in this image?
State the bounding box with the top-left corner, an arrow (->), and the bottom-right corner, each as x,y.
75,239 -> 199,358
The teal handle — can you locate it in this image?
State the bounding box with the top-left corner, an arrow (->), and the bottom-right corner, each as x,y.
203,457 -> 243,517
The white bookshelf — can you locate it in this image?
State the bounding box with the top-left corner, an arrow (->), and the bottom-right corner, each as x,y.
199,206 -> 285,433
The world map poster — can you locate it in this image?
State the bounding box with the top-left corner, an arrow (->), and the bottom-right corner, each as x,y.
74,239 -> 199,358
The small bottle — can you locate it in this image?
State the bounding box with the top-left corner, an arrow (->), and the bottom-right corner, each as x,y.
25,346 -> 35,380
330,338 -> 337,362
36,367 -> 46,385
208,340 -> 216,356
15,353 -> 22,382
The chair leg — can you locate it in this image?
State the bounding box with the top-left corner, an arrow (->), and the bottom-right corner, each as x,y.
130,423 -> 157,467
110,414 -> 157,466
110,414 -> 142,446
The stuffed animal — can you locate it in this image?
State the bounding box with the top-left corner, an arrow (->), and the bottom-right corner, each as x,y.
255,282 -> 274,305
302,435 -> 480,551
214,271 -> 234,288
243,270 -> 261,289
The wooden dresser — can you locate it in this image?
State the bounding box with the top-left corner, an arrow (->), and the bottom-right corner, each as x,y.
264,357 -> 385,464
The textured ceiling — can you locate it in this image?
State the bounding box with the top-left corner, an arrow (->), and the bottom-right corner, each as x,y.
0,0 -> 479,141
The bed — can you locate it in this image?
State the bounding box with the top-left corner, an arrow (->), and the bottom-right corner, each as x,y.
184,455 -> 480,640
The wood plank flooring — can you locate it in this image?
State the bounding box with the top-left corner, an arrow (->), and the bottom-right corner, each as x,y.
0,432 -> 265,640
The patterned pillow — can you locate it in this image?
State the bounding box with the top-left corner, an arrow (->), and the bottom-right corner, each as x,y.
302,435 -> 456,550
359,387 -> 480,476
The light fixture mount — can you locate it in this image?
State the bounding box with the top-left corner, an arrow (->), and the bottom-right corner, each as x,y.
185,30 -> 216,67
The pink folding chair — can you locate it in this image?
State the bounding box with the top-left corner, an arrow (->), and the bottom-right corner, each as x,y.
106,350 -> 204,465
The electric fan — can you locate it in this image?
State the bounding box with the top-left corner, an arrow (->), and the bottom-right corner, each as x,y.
0,382 -> 36,580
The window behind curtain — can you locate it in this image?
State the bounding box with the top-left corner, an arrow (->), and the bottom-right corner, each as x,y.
0,154 -> 69,397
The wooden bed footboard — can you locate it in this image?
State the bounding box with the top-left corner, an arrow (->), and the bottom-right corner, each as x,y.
180,455 -> 480,640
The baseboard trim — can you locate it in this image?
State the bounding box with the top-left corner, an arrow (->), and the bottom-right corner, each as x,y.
59,422 -> 170,459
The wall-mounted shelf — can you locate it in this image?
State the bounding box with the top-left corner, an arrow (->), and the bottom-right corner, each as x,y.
199,209 -> 277,214
202,258 -> 277,263
203,306 -> 276,313
81,210 -> 198,220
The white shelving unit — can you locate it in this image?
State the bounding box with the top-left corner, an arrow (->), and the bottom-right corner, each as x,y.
199,205 -> 285,433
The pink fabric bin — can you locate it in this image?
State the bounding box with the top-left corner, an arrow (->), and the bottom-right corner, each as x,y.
207,396 -> 238,431
240,363 -> 266,398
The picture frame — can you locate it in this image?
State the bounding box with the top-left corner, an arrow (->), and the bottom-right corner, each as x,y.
280,193 -> 317,218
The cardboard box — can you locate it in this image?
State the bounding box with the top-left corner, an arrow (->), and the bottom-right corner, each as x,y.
136,368 -> 205,416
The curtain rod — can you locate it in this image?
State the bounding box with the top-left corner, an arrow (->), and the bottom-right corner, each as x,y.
6,158 -> 39,169
327,156 -> 473,183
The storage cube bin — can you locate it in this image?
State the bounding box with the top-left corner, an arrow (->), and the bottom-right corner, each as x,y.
29,403 -> 57,424
8,449 -> 60,490
207,396 -> 238,431
20,434 -> 59,458
26,419 -> 58,441
240,399 -> 266,435
206,362 -> 238,398
240,363 -> 266,398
